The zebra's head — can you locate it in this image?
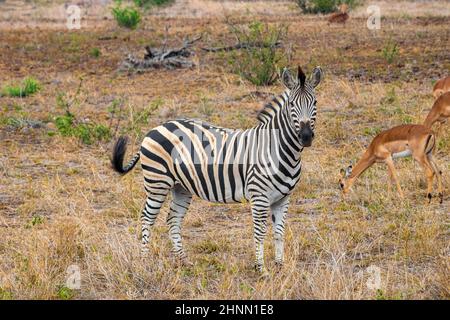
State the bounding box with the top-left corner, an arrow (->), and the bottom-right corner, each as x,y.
281,66 -> 323,147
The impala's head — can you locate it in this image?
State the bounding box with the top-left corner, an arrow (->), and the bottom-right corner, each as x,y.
282,66 -> 323,148
339,164 -> 353,195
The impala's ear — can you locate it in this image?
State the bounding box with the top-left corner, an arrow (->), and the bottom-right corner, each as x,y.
340,168 -> 346,176
345,165 -> 353,178
310,66 -> 323,88
281,67 -> 296,90
298,66 -> 306,88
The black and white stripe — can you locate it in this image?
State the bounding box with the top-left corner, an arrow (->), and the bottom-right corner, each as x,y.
112,66 -> 323,272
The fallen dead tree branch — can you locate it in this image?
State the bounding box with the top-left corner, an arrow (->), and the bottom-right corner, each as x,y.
120,34 -> 202,71
201,41 -> 282,52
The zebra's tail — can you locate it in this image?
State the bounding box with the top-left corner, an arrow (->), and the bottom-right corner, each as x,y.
111,136 -> 140,175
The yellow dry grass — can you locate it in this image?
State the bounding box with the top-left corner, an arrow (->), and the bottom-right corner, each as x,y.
0,0 -> 449,299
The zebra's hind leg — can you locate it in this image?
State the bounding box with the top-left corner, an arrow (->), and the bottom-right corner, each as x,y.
141,190 -> 170,256
167,184 -> 192,265
250,196 -> 270,274
271,196 -> 290,267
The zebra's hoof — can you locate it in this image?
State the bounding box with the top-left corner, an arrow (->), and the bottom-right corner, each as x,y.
178,257 -> 194,267
274,261 -> 283,269
140,248 -> 149,258
259,270 -> 270,279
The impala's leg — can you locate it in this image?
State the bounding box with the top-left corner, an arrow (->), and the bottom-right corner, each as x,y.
141,189 -> 170,256
414,154 -> 435,203
167,184 -> 192,264
251,195 -> 270,273
434,122 -> 442,155
385,157 -> 404,198
271,196 -> 290,267
428,154 -> 443,203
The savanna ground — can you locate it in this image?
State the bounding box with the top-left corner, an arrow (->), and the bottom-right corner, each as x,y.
0,0 -> 449,299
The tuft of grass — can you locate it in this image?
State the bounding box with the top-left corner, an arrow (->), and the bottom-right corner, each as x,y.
382,38 -> 399,64
27,215 -> 45,228
57,286 -> 74,300
89,47 -> 101,58
2,77 -> 41,97
111,1 -> 141,30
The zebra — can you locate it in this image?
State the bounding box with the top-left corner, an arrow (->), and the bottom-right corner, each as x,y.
111,66 -> 323,273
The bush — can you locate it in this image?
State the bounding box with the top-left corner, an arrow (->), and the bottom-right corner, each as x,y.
54,114 -> 111,145
226,20 -> 288,86
296,0 -> 360,14
2,77 -> 41,97
111,1 -> 141,29
52,90 -> 112,145
133,0 -> 173,9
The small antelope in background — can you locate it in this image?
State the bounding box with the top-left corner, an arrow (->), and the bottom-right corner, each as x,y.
433,76 -> 450,99
424,91 -> 450,140
327,4 -> 349,25
339,124 -> 443,203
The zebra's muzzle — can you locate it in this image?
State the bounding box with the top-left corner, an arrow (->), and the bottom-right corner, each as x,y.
299,123 -> 314,147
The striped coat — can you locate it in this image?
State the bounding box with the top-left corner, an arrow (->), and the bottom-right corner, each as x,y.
112,66 -> 323,272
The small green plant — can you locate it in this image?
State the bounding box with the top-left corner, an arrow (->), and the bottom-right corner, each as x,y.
226,20 -> 289,86
112,1 -> 141,30
382,38 -> 399,64
296,0 -> 359,14
57,286 -> 74,300
28,215 -> 45,228
89,47 -> 101,58
0,288 -> 13,300
2,77 -> 40,97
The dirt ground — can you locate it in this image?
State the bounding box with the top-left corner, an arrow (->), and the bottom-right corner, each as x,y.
0,0 -> 449,299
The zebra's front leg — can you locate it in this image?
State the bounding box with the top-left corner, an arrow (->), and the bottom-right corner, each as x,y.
271,196 -> 289,267
167,185 -> 192,265
251,196 -> 270,274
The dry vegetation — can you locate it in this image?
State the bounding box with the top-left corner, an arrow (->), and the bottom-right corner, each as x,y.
0,0 -> 449,299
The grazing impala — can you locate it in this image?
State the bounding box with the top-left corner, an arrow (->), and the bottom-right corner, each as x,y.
433,76 -> 450,99
424,92 -> 450,140
339,124 -> 443,203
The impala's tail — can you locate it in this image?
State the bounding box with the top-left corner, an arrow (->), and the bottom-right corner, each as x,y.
111,136 -> 140,175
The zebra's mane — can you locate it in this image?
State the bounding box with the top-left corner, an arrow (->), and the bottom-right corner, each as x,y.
256,92 -> 288,124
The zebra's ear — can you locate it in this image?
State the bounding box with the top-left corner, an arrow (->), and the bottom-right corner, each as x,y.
310,66 -> 323,88
281,67 -> 296,90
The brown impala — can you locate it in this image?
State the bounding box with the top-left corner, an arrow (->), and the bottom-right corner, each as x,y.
339,124 -> 443,203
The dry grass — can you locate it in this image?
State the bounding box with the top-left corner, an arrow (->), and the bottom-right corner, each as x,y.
0,0 -> 449,299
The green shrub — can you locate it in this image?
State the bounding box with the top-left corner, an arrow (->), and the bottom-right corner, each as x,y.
226,20 -> 288,86
133,0 -> 173,9
54,114 -> 111,145
2,77 -> 41,97
296,0 -> 359,14
112,1 -> 141,29
382,38 -> 399,64
89,47 -> 101,58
